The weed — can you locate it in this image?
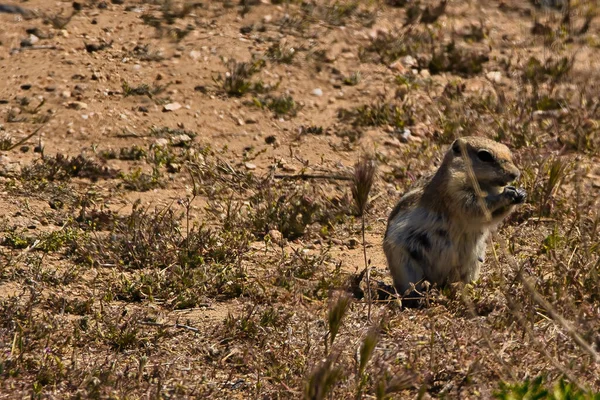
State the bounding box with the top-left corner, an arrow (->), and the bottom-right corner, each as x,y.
266,41 -> 296,64
253,94 -> 300,117
78,201 -> 250,307
359,29 -> 422,65
338,102 -> 410,128
218,58 -> 266,97
122,81 -> 168,98
99,145 -> 147,161
119,167 -> 163,192
304,354 -> 344,400
351,155 -> 376,319
149,126 -> 197,139
342,71 -> 361,86
428,41 -> 489,76
130,44 -> 165,61
21,154 -> 117,182
494,376 -> 600,399
522,56 -> 574,89
299,125 -> 325,135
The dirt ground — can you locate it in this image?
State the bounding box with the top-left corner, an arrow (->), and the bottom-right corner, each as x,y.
0,0 -> 599,398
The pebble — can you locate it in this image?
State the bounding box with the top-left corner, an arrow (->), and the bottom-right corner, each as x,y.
344,237 -> 360,249
265,135 -> 277,144
267,229 -> 283,245
67,101 -> 87,110
170,134 -> 192,146
399,128 -> 412,143
244,162 -> 257,170
486,71 -> 502,83
166,163 -> 181,173
154,138 -> 169,147
190,50 -> 202,60
400,55 -> 417,68
311,88 -> 323,97
61,91 -> 71,98
384,138 -> 402,148
163,102 -> 182,112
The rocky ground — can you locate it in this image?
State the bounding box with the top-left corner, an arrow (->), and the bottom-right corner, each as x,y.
0,0 -> 599,398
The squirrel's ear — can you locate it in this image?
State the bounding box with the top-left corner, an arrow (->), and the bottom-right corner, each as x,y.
451,139 -> 462,155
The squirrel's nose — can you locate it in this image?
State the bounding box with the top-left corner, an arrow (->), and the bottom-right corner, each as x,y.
508,171 -> 520,181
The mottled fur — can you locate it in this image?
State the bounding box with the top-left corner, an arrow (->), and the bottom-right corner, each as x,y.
384,136 -> 526,294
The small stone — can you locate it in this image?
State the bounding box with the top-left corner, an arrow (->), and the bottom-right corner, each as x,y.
263,15 -> 272,23
154,138 -> 169,147
45,86 -> 56,92
67,101 -> 87,110
267,229 -> 283,245
400,55 -> 417,68
163,102 -> 182,112
244,162 -> 256,170
240,25 -> 253,34
399,128 -> 412,143
389,61 -> 407,74
170,134 -> 192,146
20,84 -> 32,90
265,135 -> 277,145
166,163 -> 180,173
190,50 -> 202,60
311,88 -> 323,97
486,71 -> 502,83
419,69 -> 431,78
344,237 -> 360,249
384,138 -> 402,148
61,90 -> 71,98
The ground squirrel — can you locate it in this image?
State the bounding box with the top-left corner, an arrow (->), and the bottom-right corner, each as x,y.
383,136 -> 526,295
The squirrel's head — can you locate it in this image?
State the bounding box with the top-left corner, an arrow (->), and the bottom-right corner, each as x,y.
447,136 -> 520,190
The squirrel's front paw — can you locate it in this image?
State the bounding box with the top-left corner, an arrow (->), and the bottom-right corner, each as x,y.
504,186 -> 527,204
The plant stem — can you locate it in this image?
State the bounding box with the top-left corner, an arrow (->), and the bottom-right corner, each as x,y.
362,214 -> 372,321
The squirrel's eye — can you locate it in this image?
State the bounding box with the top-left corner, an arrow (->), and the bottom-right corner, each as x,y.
477,150 -> 494,162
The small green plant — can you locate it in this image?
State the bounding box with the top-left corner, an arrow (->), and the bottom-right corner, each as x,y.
266,41 -> 296,64
342,71 -> 361,86
254,94 -> 300,117
304,354 -> 344,400
359,30 -> 421,65
119,167 -> 163,192
338,102 -> 410,128
21,154 -> 117,182
494,376 -> 600,399
122,81 -> 168,98
218,58 -> 266,97
428,41 -> 489,76
522,56 -> 574,87
99,145 -> 147,161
